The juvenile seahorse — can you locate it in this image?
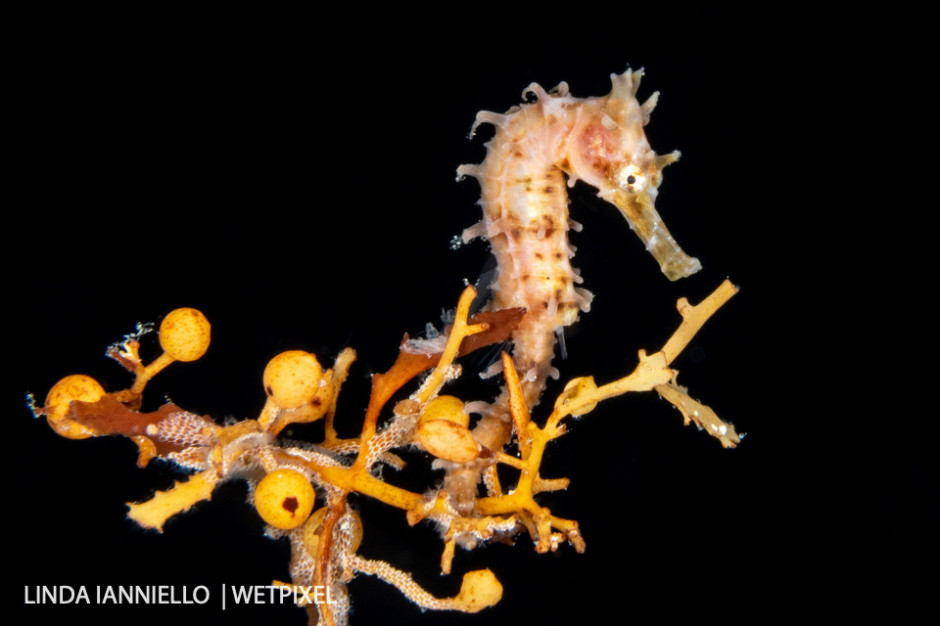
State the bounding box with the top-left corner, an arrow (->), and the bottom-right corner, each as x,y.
449,68 -> 701,510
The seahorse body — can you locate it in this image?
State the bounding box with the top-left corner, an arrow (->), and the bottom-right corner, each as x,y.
448,69 -> 701,511
460,69 -> 699,411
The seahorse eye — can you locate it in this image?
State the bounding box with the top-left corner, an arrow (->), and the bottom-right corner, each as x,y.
616,165 -> 648,192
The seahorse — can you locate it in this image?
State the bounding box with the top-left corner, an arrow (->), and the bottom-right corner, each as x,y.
448,68 -> 701,511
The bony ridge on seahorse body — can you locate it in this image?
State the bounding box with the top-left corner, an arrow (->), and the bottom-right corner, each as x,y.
450,68 -> 701,510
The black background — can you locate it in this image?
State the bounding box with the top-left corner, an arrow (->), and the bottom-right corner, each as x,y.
8,5 -> 931,625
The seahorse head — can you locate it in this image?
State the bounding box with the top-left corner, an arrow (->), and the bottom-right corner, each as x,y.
565,69 -> 701,281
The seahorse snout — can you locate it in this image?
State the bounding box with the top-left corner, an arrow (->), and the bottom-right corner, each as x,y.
610,188 -> 701,281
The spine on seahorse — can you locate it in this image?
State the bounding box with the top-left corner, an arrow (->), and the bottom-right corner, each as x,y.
450,69 -> 700,510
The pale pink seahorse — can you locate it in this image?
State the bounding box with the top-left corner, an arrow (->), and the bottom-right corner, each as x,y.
448,68 -> 700,510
